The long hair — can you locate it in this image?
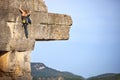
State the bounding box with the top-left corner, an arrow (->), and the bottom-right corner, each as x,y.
24,10 -> 29,14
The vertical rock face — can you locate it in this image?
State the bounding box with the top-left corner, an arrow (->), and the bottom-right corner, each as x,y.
0,0 -> 72,80
0,51 -> 31,80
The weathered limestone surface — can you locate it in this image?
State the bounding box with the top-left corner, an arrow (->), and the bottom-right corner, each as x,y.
0,0 -> 72,80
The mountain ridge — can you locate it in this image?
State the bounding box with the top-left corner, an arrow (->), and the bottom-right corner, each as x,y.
31,63 -> 120,80
87,73 -> 120,80
31,63 -> 85,80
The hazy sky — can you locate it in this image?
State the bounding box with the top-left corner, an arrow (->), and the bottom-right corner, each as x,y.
31,0 -> 120,78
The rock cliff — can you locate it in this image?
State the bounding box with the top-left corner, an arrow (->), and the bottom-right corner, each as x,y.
0,0 -> 72,80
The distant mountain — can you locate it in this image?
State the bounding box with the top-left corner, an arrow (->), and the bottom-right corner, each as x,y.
31,63 -> 85,80
31,63 -> 120,80
87,73 -> 120,80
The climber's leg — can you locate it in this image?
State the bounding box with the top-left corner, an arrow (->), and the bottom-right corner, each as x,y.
23,23 -> 28,38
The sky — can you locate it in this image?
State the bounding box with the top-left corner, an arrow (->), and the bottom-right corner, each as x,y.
31,0 -> 120,78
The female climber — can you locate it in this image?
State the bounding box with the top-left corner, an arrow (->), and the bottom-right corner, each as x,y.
19,4 -> 31,38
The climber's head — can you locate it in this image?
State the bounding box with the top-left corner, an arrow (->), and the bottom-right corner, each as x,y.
24,10 -> 29,14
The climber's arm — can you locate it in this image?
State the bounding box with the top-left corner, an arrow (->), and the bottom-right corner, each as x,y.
19,5 -> 25,14
27,11 -> 31,15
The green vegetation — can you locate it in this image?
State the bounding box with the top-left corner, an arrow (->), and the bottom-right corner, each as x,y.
31,63 -> 120,80
87,73 -> 120,80
31,63 -> 85,80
